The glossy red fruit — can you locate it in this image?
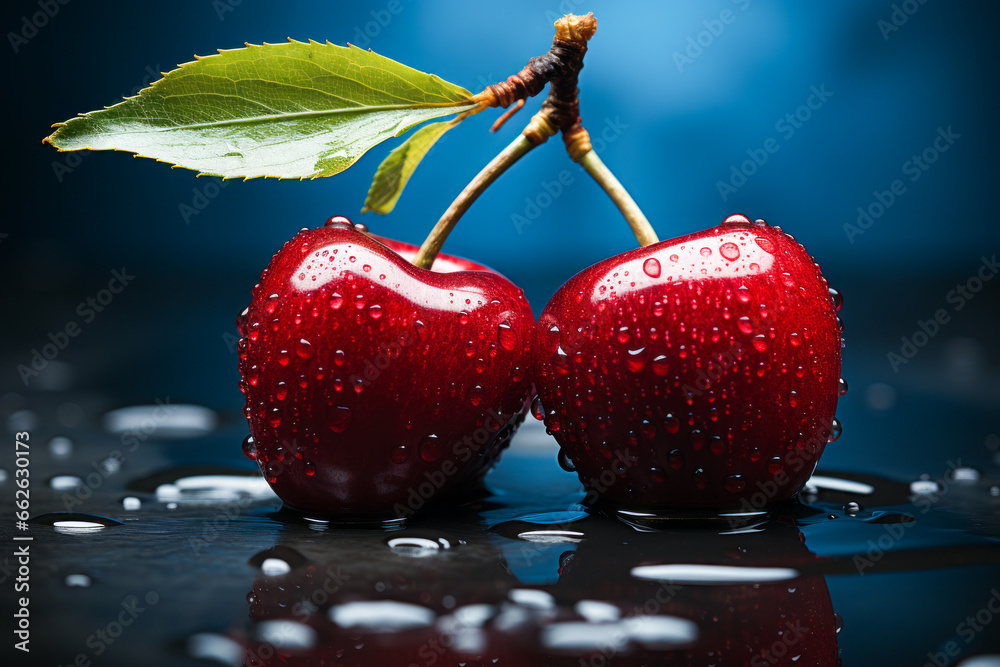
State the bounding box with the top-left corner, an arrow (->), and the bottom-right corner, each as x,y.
533,215 -> 841,511
238,217 -> 535,520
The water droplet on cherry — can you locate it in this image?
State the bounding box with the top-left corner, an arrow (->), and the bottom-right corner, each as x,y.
828,418 -> 842,442
829,287 -> 843,311
329,406 -> 352,433
719,242 -> 740,261
724,474 -> 746,493
754,237 -> 776,254
242,435 -> 257,461
419,435 -> 443,462
558,450 -> 576,472
642,258 -> 661,278
325,216 -> 352,228
722,213 -> 752,225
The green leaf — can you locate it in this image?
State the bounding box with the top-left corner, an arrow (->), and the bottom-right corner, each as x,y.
362,118 -> 459,214
44,40 -> 477,180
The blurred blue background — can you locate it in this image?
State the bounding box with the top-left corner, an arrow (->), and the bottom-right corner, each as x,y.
2,2 -> 999,663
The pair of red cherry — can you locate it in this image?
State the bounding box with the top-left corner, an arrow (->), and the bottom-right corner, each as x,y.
238,213 -> 842,521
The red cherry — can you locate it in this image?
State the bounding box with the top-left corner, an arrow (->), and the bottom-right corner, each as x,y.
533,217 -> 841,510
239,221 -> 535,520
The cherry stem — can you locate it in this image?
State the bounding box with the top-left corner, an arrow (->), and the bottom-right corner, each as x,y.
576,149 -> 659,247
412,132 -> 539,270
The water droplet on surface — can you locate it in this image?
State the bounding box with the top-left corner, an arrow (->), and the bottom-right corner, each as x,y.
329,601 -> 436,632
700,247 -> 712,257
419,435 -> 443,462
329,292 -> 344,309
754,237 -> 776,253
50,475 -> 83,490
643,258 -> 661,278
65,574 -> 91,587
387,536 -> 448,557
828,418 -> 842,442
736,285 -> 751,303
669,254 -> 679,263
304,461 -> 316,477
722,213 -> 752,225
949,467 -> 980,483
844,501 -> 861,515
910,479 -> 940,495
631,563 -> 798,584
122,496 -> 141,511
242,435 -> 257,460
253,620 -> 317,651
329,406 -> 352,433
48,436 -> 73,459
839,377 -> 849,395
260,557 -> 292,576
617,327 -> 631,344
693,468 -> 707,489
752,335 -> 768,352
369,304 -> 382,319
834,614 -> 844,634
719,242 -> 740,261
767,457 -> 783,475
738,317 -> 753,335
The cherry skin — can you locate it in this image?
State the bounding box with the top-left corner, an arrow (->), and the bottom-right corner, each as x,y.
238,217 -> 535,520
533,215 -> 841,511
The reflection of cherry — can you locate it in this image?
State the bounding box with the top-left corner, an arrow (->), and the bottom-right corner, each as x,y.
240,530 -> 518,665
539,514 -> 839,665
238,219 -> 535,520
534,217 -> 842,511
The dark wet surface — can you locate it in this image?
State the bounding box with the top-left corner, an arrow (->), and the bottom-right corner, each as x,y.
1,385 -> 999,666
